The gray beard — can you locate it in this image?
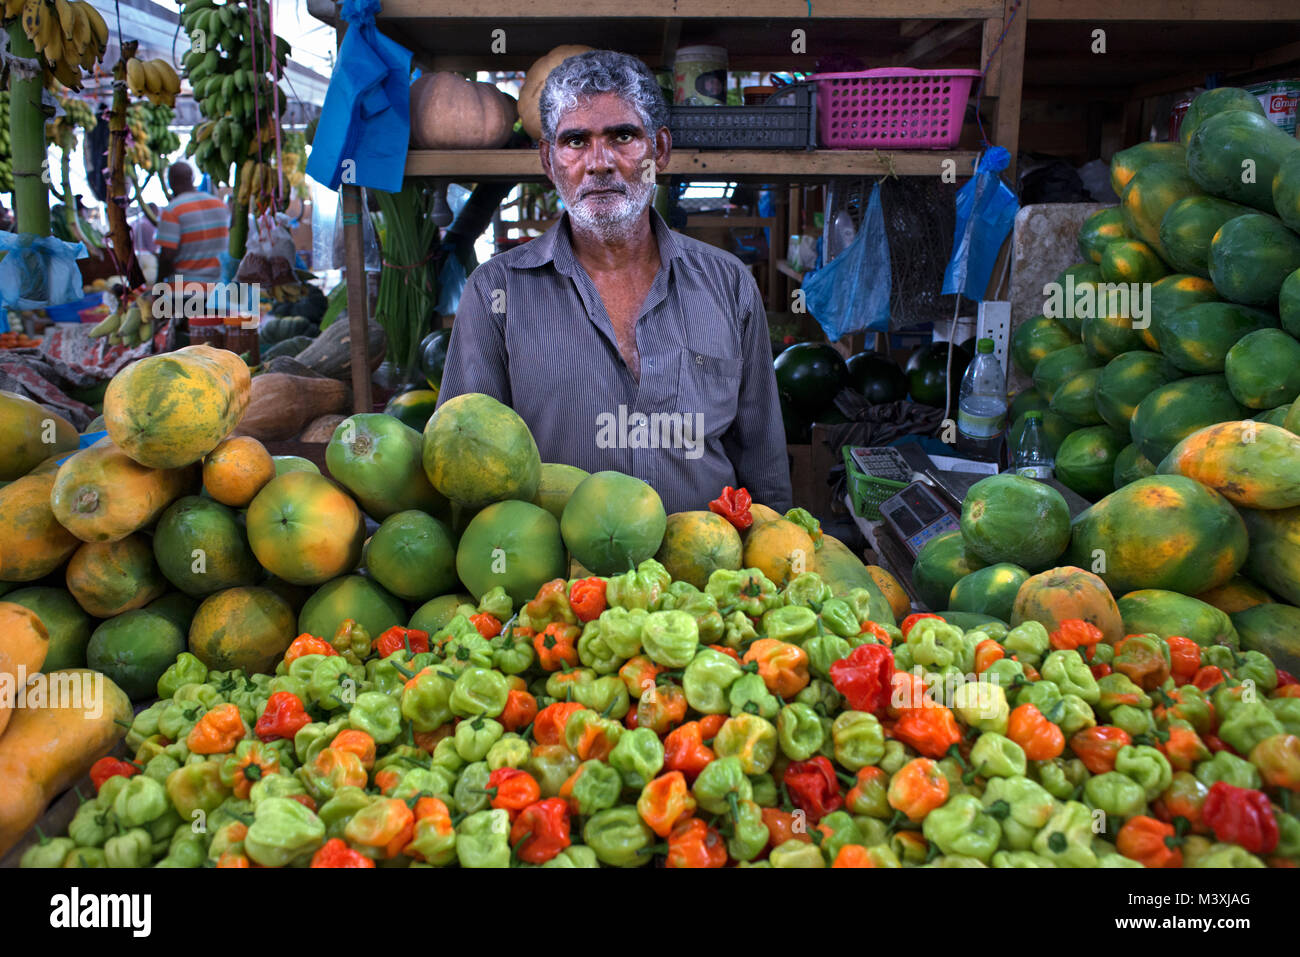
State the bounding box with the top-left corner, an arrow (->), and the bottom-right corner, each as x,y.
558,174 -> 657,244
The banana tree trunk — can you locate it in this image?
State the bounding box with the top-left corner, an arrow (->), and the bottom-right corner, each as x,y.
229,161 -> 249,262
7,22 -> 50,237
107,42 -> 144,288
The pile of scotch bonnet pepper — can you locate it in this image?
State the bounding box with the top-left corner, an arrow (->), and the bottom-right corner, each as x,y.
23,559 -> 1300,868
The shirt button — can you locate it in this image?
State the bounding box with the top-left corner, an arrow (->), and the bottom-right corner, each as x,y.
696,355 -> 704,365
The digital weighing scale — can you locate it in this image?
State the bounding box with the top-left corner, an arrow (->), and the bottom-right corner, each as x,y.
877,481 -> 962,560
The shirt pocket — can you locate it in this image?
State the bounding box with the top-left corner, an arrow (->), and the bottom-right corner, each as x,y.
678,348 -> 743,440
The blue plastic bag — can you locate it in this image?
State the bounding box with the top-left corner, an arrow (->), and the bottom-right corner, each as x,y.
802,182 -> 891,340
0,232 -> 87,313
942,147 -> 1019,301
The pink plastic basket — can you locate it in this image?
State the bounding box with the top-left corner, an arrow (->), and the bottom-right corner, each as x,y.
812,68 -> 981,150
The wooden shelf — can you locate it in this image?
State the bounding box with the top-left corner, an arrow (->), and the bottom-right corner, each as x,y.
405,149 -> 981,182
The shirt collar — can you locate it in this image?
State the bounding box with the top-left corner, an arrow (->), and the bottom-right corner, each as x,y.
505,205 -> 682,275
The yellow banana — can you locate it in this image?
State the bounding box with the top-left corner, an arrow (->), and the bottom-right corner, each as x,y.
42,30 -> 63,67
53,52 -> 81,89
118,304 -> 142,337
2,0 -> 25,19
21,0 -> 44,43
81,1 -> 107,50
88,309 -> 122,337
70,1 -> 90,49
53,0 -> 74,39
155,60 -> 180,96
141,59 -> 162,94
126,58 -> 145,93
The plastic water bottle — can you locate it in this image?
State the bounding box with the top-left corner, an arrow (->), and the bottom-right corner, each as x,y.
1014,410 -> 1054,479
956,338 -> 1007,461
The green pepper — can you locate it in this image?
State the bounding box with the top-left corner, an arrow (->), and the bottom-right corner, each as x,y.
922,794 -> 1001,862
1053,693 -> 1096,738
305,656 -> 359,710
63,847 -> 108,868
1200,644 -> 1235,672
682,647 -> 744,713
1032,800 -> 1098,867
817,599 -> 860,639
486,734 -> 532,771
721,610 -> 758,651
726,798 -> 770,862
267,674 -> 310,703
608,727 -> 664,789
318,786 -> 374,841
1219,701 -> 1285,756
453,761 -> 493,815
1166,685 -> 1214,734
969,732 -> 1027,779
490,627 -> 535,675
572,673 -> 626,723
455,809 -> 511,868
400,668 -> 456,731
527,745 -> 580,799
476,585 -> 513,622
157,829 -> 206,868
640,610 -> 700,668
392,767 -> 457,805
880,740 -> 908,775
706,567 -> 781,618
1195,750 -> 1262,790
243,796 -> 325,867
1041,650 -> 1101,704
1083,771 -> 1146,818
143,753 -> 181,785
597,607 -> 648,659
854,817 -> 891,847
1273,810 -> 1300,860
1002,620 -> 1050,669
813,809 -> 861,863
713,714 -> 778,775
605,558 -> 671,612
1015,678 -> 1062,714
158,700 -> 206,742
795,678 -> 842,716
1110,704 -> 1155,739
293,718 -> 344,766
126,700 -> 168,751
906,617 -> 965,670
546,667 -> 596,703
430,736 -> 466,775
21,832 -> 78,868
777,702 -> 825,761
1113,744 -> 1172,801
1032,757 -> 1088,801
991,850 -> 1058,867
831,711 -> 885,771
769,839 -> 826,868
540,845 -> 600,868
373,745 -> 428,777
761,605 -> 819,646
248,773 -> 309,808
449,666 -> 510,718
983,657 -> 1026,691
112,775 -> 169,828
804,634 -> 852,681
564,709 -> 624,756
454,716 -> 505,762
158,652 -> 209,699
349,690 -> 403,744
749,772 -> 779,808
953,680 -> 1010,734
583,805 -> 654,867
441,633 -> 496,674
982,775 -> 1056,850
364,655 -> 409,697
1188,844 -> 1266,868
104,827 -> 154,868
576,619 -> 624,675
567,760 -> 623,815
669,588 -> 725,644
729,671 -> 780,719
165,759 -> 229,822
781,571 -> 833,608
1096,672 -> 1152,715
1234,650 -> 1278,693
693,755 -> 754,815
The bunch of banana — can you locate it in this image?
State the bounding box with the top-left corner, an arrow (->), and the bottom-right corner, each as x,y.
88,300 -> 153,346
0,91 -> 11,194
14,0 -> 110,90
126,57 -> 181,108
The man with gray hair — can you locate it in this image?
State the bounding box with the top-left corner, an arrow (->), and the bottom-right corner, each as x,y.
437,50 -> 792,514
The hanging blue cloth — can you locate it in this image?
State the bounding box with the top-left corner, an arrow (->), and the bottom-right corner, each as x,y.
942,147 -> 1019,302
802,182 -> 891,340
305,0 -> 412,194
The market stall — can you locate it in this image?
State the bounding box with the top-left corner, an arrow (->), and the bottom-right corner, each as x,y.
4,0 -> 1300,899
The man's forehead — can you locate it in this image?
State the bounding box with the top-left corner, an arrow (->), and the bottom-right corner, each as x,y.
556,94 -> 644,131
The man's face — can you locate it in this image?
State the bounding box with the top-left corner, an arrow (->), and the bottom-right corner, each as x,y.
541,92 -> 666,241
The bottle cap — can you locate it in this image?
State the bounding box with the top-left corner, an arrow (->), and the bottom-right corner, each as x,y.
977,338 -> 995,354
1025,410 -> 1042,419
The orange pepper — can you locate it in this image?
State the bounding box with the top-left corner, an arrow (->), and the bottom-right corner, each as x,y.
500,689 -> 539,732
346,797 -> 415,859
708,644 -> 742,663
889,705 -> 961,758
532,622 -> 580,671
1069,725 -> 1131,774
742,638 -> 809,699
1117,815 -> 1182,868
635,683 -> 688,735
216,850 -> 251,868
973,639 -> 1005,674
761,806 -> 811,847
832,845 -> 874,867
469,613 -> 502,639
1160,724 -> 1212,772
887,757 -> 949,822
373,768 -> 401,795
330,729 -> 377,770
187,703 -> 246,755
887,670 -> 932,719
228,743 -> 281,800
845,766 -> 888,815
860,621 -> 893,646
665,818 -> 727,868
619,655 -> 662,698
1273,684 -> 1300,700
1166,635 -> 1201,685
1193,665 -> 1226,692
569,719 -> 618,762
489,768 -> 542,818
1049,618 -> 1103,653
404,797 -> 455,862
533,701 -> 586,747
283,633 -> 339,665
663,722 -> 714,780
1007,703 -> 1065,761
698,713 -> 727,740
311,747 -> 368,793
569,577 -> 608,623
637,771 -> 697,837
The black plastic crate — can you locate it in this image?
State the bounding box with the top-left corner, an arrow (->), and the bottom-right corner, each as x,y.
668,82 -> 816,150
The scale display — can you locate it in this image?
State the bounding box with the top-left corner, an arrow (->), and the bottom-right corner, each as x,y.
879,482 -> 961,558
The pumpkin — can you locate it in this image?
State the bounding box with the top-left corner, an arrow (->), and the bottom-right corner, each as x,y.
410,72 -> 519,150
518,44 -> 594,141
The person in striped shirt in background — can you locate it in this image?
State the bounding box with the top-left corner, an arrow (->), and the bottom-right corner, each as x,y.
156,162 -> 228,283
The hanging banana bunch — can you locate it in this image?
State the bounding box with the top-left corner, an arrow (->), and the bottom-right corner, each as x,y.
8,0 -> 111,90
125,56 -> 181,108
87,297 -> 154,347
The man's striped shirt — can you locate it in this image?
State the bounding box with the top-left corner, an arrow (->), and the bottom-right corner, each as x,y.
156,190 -> 228,281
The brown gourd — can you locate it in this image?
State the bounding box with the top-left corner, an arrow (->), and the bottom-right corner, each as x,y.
518,44 -> 594,141
410,72 -> 519,150
234,373 -> 350,442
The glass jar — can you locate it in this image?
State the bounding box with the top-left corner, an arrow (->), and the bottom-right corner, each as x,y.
223,318 -> 260,365
190,316 -> 225,349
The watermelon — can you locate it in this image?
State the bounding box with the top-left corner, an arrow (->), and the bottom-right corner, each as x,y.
1276,150 -> 1300,235
1117,589 -> 1239,649
845,352 -> 908,404
1049,367 -> 1105,426
1008,409 -> 1074,459
1158,195 -> 1254,278
1229,603 -> 1300,676
1209,213 -> 1300,306
948,563 -> 1030,622
1100,239 -> 1168,284
912,529 -> 987,612
775,343 -> 849,417
1012,315 -> 1077,377
1179,87 -> 1267,146
1121,162 -> 1203,262
1225,328 -> 1300,410
1066,475 -> 1248,596
1282,268 -> 1300,339
1032,344 -> 1098,404
1055,425 -> 1126,501
418,329 -> 451,390
1110,141 -> 1186,197
1128,374 -> 1245,465
1080,311 -> 1146,363
1078,207 -> 1125,264
1095,350 -> 1184,434
960,474 -> 1071,572
1153,300 -> 1278,373
1187,109 -> 1300,215
1143,274 -> 1219,351
1112,443 -> 1156,489
905,341 -> 972,410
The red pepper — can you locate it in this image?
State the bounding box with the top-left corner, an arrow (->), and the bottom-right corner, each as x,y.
860,620 -> 893,646
525,579 -> 577,630
374,626 -> 431,658
782,756 -> 843,824
283,633 -> 338,665
899,613 -> 942,637
310,837 -> 376,868
569,577 -> 608,623
489,768 -> 543,818
1193,665 -> 1226,692
1277,669 -> 1298,688
1201,781 -> 1279,855
254,691 -> 313,742
90,756 -> 139,792
663,721 -> 715,781
510,797 -> 571,864
708,486 -> 753,532
828,642 -> 894,717
665,817 -> 728,868
468,613 -> 502,639
1166,635 -> 1202,686
500,689 -> 538,733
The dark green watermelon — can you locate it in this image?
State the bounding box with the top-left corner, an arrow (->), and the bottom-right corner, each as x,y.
845,352 -> 908,404
775,342 -> 849,417
906,341 -> 973,409
418,329 -> 452,389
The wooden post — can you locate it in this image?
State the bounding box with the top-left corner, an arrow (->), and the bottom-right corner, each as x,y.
989,0 -> 1027,182
107,41 -> 145,288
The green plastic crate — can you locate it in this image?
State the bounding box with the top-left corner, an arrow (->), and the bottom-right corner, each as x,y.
843,446 -> 908,521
